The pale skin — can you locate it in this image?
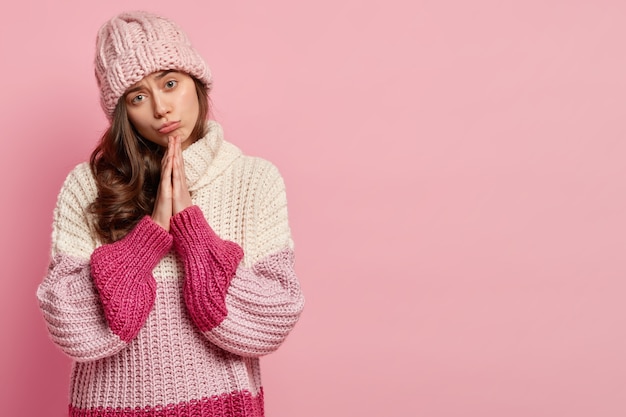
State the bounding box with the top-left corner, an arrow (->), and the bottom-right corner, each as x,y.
124,70 -> 201,231
151,135 -> 193,231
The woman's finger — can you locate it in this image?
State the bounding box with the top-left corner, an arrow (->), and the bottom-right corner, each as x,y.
172,136 -> 192,214
151,137 -> 174,230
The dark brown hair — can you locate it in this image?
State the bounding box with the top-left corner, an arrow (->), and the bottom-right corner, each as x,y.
89,76 -> 210,243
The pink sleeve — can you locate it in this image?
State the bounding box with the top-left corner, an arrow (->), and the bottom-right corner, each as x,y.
38,254 -> 130,361
90,215 -> 173,341
206,248 -> 304,357
171,205 -> 304,357
170,205 -> 244,331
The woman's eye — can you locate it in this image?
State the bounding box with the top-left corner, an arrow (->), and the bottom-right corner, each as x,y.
131,94 -> 145,104
165,80 -> 177,88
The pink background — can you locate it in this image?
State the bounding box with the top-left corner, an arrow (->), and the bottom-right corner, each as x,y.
1,0 -> 625,416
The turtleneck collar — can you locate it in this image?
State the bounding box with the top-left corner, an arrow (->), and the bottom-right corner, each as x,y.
182,120 -> 242,192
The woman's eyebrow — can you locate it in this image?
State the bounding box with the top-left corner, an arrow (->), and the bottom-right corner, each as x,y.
125,71 -> 178,96
125,85 -> 144,96
155,70 -> 176,79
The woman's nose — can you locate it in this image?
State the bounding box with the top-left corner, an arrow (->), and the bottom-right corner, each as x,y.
152,93 -> 170,118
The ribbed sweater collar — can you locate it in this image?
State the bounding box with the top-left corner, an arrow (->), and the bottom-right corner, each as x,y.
182,120 -> 242,192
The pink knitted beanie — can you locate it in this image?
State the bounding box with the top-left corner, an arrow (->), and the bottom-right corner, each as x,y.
95,11 -> 212,120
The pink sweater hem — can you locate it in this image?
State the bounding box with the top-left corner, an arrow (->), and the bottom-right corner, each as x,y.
69,389 -> 264,417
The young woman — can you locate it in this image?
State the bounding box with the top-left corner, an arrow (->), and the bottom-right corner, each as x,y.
37,11 -> 304,417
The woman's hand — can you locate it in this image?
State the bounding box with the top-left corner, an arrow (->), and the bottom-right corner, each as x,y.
151,137 -> 174,231
151,136 -> 192,231
171,136 -> 193,215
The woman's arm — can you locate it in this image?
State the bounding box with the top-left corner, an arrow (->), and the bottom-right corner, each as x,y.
89,216 -> 172,341
37,165 -> 172,361
171,166 -> 304,357
38,253 -> 128,362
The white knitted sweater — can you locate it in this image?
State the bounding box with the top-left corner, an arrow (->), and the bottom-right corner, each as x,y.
37,121 -> 304,417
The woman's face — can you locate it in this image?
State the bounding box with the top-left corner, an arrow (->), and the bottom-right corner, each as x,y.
124,71 -> 200,149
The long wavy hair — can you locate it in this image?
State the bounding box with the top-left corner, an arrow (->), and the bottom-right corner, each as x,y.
89,76 -> 210,243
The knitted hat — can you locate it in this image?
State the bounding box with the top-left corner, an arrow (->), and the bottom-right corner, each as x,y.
95,11 -> 212,120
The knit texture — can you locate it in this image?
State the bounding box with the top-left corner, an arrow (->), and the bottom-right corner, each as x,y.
91,216 -> 172,341
171,205 -> 244,331
95,11 -> 212,119
37,121 -> 304,416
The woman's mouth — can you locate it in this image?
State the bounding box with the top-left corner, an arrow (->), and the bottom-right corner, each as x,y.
158,121 -> 181,134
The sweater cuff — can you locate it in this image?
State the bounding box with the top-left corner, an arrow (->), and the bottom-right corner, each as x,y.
90,216 -> 172,342
170,206 -> 223,255
130,215 -> 174,262
91,216 -> 173,283
170,205 -> 244,332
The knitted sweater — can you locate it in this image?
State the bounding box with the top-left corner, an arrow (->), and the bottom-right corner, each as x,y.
37,121 -> 304,417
